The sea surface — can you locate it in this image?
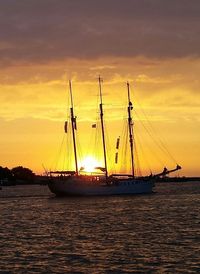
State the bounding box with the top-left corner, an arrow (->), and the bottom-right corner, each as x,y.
0,182 -> 200,273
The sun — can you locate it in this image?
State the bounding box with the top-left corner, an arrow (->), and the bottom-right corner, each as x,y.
80,156 -> 100,173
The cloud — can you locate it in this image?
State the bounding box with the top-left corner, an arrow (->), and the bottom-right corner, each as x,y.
0,0 -> 200,66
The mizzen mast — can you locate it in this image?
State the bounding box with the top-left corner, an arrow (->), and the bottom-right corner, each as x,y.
127,82 -> 134,177
98,76 -> 108,179
69,80 -> 78,175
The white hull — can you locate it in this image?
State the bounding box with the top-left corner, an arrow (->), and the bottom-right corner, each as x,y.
48,176 -> 154,196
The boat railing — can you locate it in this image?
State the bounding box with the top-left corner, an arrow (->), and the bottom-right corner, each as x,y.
49,171 -> 76,177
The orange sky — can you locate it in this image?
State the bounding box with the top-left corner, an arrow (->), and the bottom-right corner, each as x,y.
0,1 -> 200,176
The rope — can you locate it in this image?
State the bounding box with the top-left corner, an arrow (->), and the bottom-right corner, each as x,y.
134,130 -> 152,175
133,92 -> 177,164
134,109 -> 167,166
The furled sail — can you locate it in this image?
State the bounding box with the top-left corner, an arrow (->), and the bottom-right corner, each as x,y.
115,152 -> 118,164
64,121 -> 68,133
116,136 -> 120,149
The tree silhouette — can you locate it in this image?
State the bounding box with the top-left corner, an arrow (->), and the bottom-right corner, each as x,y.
0,166 -> 13,180
11,166 -> 35,181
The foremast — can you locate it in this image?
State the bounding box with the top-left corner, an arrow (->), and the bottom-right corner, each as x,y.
69,80 -> 78,176
127,82 -> 134,178
98,76 -> 108,180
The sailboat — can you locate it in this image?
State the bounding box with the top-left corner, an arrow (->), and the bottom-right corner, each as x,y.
48,78 -> 180,196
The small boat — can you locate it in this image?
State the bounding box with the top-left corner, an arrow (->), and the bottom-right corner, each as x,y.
48,78 -> 180,196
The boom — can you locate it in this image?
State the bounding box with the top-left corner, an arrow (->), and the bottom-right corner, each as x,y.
154,165 -> 181,178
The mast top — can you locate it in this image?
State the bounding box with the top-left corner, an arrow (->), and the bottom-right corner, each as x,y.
98,76 -> 103,104
127,81 -> 131,104
69,80 -> 74,108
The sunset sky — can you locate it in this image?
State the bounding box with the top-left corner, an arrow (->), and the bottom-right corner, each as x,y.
0,0 -> 200,176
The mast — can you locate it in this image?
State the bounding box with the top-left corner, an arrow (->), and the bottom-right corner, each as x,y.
127,82 -> 134,177
69,80 -> 78,175
98,76 -> 108,179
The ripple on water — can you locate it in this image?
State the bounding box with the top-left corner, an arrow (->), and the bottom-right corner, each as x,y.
0,182 -> 200,273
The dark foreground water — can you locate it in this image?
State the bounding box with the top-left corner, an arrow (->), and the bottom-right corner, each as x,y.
0,182 -> 200,273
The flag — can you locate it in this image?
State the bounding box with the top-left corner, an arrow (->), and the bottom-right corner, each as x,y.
73,117 -> 77,130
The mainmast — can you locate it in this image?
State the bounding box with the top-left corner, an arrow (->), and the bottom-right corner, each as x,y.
69,80 -> 78,176
98,76 -> 108,179
127,82 -> 134,177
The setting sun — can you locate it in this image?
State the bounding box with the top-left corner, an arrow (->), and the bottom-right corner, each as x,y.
80,156 -> 101,173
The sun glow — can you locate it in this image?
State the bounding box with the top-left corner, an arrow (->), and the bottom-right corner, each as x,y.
80,156 -> 101,173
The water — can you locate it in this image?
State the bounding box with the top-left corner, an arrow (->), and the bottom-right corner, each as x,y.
0,182 -> 200,273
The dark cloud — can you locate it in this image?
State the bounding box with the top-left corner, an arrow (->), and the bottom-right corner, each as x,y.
0,0 -> 200,65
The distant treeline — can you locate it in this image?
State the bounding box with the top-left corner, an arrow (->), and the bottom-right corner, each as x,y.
157,176 -> 200,182
1,166 -> 199,185
0,166 -> 35,184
